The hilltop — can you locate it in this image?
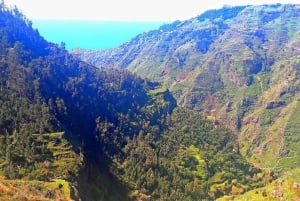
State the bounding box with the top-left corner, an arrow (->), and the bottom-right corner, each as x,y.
0,2 -> 270,200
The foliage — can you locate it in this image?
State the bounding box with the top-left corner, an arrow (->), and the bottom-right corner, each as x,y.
0,176 -> 73,201
219,168 -> 300,201
197,5 -> 247,21
4,2 -> 300,201
121,108 -> 264,200
0,3 -> 174,200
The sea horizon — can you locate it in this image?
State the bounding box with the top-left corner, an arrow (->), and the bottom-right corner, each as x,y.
32,20 -> 167,50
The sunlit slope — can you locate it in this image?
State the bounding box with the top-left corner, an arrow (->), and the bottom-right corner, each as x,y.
76,4 -> 300,169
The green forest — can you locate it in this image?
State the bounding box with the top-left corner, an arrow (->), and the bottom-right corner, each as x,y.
1,2 -> 300,201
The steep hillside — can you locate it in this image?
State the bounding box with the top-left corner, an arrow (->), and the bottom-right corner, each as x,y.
0,2 -> 266,201
74,4 -> 300,171
0,132 -> 81,201
218,168 -> 300,201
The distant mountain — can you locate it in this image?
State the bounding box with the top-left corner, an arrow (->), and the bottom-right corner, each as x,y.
74,4 -> 300,173
0,2 -> 267,201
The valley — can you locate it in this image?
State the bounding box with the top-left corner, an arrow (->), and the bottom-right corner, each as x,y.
76,3 -> 300,172
1,2 -> 300,200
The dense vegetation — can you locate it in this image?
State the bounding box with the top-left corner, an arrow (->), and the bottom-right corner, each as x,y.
76,3 -> 300,173
122,108 -> 266,200
0,2 -> 271,201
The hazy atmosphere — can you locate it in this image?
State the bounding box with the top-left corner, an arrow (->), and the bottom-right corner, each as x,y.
1,1 -> 300,200
5,0 -> 300,21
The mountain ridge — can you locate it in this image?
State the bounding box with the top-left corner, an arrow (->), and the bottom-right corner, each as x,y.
0,2 -> 270,200
74,4 -> 300,171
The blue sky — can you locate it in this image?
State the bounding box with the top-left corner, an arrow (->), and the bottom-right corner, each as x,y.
4,0 -> 300,21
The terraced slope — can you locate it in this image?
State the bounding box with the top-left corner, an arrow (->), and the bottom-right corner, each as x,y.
0,132 -> 80,201
0,3 -> 267,200
75,4 -> 300,170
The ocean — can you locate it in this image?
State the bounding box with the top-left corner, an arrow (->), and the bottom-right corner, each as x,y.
32,20 -> 165,50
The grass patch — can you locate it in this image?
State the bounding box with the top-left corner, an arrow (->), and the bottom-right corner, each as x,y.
178,145 -> 207,179
0,177 -> 72,201
45,179 -> 71,197
0,132 -> 83,200
217,168 -> 300,201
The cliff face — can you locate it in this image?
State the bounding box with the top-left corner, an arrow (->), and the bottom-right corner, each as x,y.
74,4 -> 300,168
